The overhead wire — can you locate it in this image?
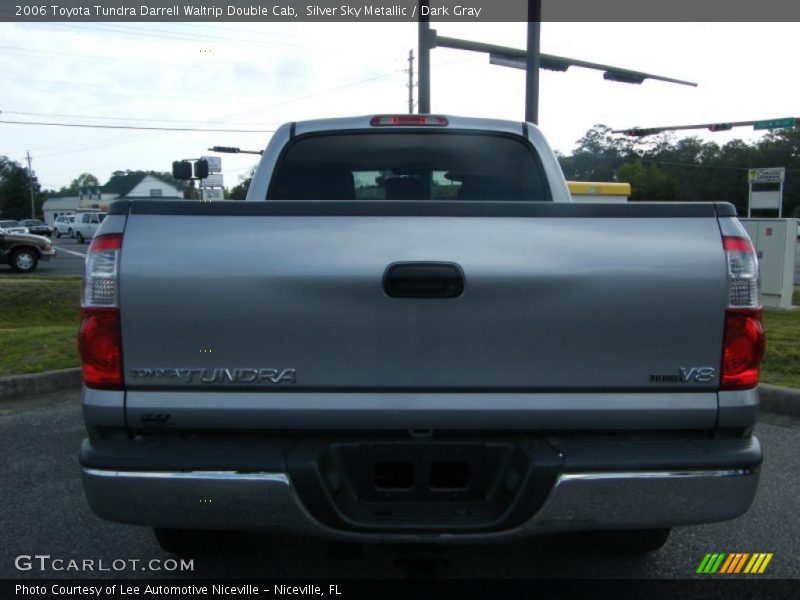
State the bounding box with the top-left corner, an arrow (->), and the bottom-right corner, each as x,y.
11,70 -> 402,159
0,24 -> 410,175
1,110 -> 277,126
0,120 -> 277,132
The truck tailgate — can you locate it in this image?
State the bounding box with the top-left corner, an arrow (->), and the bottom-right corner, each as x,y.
118,201 -> 728,393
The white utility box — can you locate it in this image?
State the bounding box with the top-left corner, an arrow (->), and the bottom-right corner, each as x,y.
741,218 -> 798,309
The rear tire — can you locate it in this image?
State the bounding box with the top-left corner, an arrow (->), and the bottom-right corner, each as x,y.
10,248 -> 38,273
153,529 -> 245,557
75,232 -> 84,244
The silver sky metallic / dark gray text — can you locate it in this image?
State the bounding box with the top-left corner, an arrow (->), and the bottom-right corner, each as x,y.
130,367 -> 296,384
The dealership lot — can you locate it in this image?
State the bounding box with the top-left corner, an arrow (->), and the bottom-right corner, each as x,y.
1,389 -> 799,579
47,237 -> 86,276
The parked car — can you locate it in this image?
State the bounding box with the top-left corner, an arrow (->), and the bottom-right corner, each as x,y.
0,220 -> 29,234
80,114 -> 764,556
54,215 -> 76,238
19,218 -> 53,237
73,212 -> 106,243
0,228 -> 56,272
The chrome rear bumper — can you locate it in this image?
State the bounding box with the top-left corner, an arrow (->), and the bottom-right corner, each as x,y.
82,466 -> 759,543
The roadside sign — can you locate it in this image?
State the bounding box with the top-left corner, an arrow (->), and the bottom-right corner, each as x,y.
747,167 -> 785,218
753,118 -> 796,131
200,173 -> 224,187
750,192 -> 781,210
748,167 -> 786,183
200,156 -> 222,173
201,188 -> 224,201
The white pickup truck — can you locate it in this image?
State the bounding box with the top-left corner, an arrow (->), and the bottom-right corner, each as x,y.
79,114 -> 764,556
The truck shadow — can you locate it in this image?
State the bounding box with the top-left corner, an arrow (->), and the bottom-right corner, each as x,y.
166,531 -> 661,579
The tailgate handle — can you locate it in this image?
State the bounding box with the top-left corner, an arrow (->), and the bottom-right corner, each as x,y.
383,262 -> 465,298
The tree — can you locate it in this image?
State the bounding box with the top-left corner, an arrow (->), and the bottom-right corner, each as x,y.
560,124 -> 799,217
616,160 -> 677,201
228,166 -> 258,200
70,172 -> 99,191
0,156 -> 42,220
559,125 -> 636,181
47,172 -> 101,197
755,128 -> 800,217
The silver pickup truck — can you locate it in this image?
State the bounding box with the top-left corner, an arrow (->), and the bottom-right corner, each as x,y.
79,114 -> 765,556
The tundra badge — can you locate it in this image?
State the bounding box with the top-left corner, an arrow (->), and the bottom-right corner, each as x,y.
130,368 -> 297,384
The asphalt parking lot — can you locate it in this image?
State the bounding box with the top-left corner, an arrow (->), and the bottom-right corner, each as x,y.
44,235 -> 87,276
2,389 -> 799,580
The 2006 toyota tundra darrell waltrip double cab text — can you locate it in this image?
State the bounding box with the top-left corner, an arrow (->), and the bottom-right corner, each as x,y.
78,114 -> 765,555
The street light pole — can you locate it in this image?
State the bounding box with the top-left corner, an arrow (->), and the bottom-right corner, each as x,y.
417,0 -> 431,114
407,48 -> 415,114
525,0 -> 542,124
25,151 -> 36,218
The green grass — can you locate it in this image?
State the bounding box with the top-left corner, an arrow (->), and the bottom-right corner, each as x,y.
0,277 -> 81,376
1,276 -> 799,390
761,307 -> 800,389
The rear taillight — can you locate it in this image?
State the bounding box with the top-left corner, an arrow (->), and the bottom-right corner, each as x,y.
370,114 -> 448,126
78,308 -> 123,388
79,234 -> 123,389
721,236 -> 765,390
722,309 -> 765,390
723,236 -> 758,308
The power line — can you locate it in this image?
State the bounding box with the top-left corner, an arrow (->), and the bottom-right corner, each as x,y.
1,109 -> 275,126
0,120 -> 276,133
639,158 -> 800,174
9,70 -> 402,162
49,22 -> 342,54
0,43 -> 204,72
221,71 -> 401,120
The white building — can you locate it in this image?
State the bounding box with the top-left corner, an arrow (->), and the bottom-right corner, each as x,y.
43,173 -> 184,225
42,195 -> 81,226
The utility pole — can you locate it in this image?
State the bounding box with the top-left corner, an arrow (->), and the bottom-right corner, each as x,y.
417,0 -> 431,113
525,0 -> 542,124
407,49 -> 415,114
25,151 -> 36,219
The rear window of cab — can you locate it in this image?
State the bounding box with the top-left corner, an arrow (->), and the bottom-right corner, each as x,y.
268,132 -> 551,202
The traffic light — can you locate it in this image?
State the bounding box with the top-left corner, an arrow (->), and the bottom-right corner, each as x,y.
172,160 -> 192,180
603,71 -> 645,85
210,146 -> 241,153
622,128 -> 663,137
193,159 -> 209,179
708,123 -> 733,132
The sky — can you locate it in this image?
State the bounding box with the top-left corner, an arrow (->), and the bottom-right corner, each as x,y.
0,21 -> 798,191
